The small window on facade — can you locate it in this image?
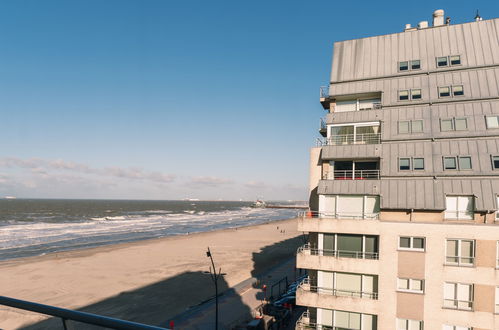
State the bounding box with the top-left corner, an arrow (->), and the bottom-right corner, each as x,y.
446,239 -> 475,265
486,116 -> 499,129
441,119 -> 453,131
439,86 -> 451,97
459,157 -> 472,170
397,278 -> 424,293
411,60 -> 421,70
399,158 -> 411,170
399,121 -> 410,134
453,85 -> 464,96
399,236 -> 425,251
443,282 -> 473,310
437,56 -> 448,67
397,319 -> 423,330
411,89 -> 422,100
399,90 -> 409,101
399,61 -> 409,71
454,118 -> 467,130
411,120 -> 423,133
413,158 -> 424,170
444,157 -> 457,170
492,156 -> 499,169
450,55 -> 461,65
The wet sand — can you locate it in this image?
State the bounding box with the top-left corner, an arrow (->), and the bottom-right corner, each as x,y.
0,217 -> 302,329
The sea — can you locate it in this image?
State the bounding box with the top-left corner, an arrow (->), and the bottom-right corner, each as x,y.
0,199 -> 302,261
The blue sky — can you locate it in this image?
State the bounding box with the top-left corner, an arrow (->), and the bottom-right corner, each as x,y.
0,1 -> 497,200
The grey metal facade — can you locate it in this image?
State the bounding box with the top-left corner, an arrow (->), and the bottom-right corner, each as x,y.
319,17 -> 499,212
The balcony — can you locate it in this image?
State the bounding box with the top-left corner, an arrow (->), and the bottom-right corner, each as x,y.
319,117 -> 327,137
323,169 -> 380,180
297,278 -> 378,300
296,244 -> 380,274
317,133 -> 381,146
298,210 -> 380,221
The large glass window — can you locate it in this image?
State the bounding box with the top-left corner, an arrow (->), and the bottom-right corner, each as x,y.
335,98 -> 382,112
399,236 -> 425,251
324,233 -> 379,259
318,308 -> 376,329
445,196 -> 474,220
443,282 -> 473,310
446,239 -> 475,265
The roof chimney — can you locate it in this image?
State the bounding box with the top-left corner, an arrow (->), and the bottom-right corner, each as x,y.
433,9 -> 445,26
418,21 -> 429,29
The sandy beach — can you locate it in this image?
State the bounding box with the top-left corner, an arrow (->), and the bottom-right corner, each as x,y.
0,217 -> 303,329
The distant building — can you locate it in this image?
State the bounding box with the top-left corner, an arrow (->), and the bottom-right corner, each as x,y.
296,10 -> 499,330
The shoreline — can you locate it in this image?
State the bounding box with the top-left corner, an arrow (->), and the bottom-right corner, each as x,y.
0,217 -> 299,266
0,217 -> 302,329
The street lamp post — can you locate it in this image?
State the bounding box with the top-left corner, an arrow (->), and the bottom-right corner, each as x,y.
205,247 -> 225,330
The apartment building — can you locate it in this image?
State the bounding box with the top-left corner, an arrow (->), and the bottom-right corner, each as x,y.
296,10 -> 499,330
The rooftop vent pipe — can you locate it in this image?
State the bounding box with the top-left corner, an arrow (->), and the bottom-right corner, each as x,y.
475,10 -> 483,21
433,9 -> 445,26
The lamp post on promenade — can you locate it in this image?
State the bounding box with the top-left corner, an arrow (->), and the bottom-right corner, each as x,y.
205,247 -> 226,330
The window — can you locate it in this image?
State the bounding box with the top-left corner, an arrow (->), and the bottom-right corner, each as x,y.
444,157 -> 457,169
399,158 -> 411,170
439,86 -> 451,97
323,233 -> 379,259
492,156 -> 499,169
439,86 -> 464,98
319,195 -> 380,219
397,278 -> 424,293
335,98 -> 382,112
411,89 -> 421,99
496,240 -> 499,266
413,158 -> 424,170
399,90 -> 409,101
397,318 -> 423,330
318,271 -> 378,299
450,55 -> 461,65
443,156 -> 472,170
437,56 -> 448,67
399,236 -> 425,251
318,309 -> 377,329
443,325 -> 471,330
445,196 -> 474,220
453,85 -> 464,96
398,60 -> 421,71
443,282 -> 473,310
399,89 -> 422,101
399,158 -> 425,171
399,120 -> 423,134
437,55 -> 461,67
440,118 -> 468,131
459,157 -> 472,170
446,239 -> 475,265
496,286 -> 499,313
486,116 -> 499,129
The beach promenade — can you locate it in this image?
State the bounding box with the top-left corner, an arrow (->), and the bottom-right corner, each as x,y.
0,218 -> 303,329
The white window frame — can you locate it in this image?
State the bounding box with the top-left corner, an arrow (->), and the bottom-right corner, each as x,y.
491,156 -> 499,170
439,85 -> 465,98
496,241 -> 499,267
443,282 -> 474,310
495,286 -> 499,314
398,236 -> 425,252
398,89 -> 422,101
436,55 -> 461,67
398,59 -> 421,72
327,121 -> 381,144
444,195 -> 474,220
486,115 -> 499,129
397,318 -> 423,330
397,278 -> 424,294
398,120 -> 423,134
440,117 -> 467,131
445,239 -> 475,266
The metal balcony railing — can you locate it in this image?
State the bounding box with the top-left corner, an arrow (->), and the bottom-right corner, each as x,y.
298,211 -> 380,220
297,243 -> 379,260
0,296 -> 168,330
297,278 -> 378,299
320,86 -> 329,98
322,169 -> 380,180
326,133 -> 381,145
320,117 -> 327,130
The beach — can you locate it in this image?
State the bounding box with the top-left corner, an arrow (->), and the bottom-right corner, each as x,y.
0,217 -> 302,329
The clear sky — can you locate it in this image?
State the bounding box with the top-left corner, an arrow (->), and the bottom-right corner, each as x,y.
0,0 -> 497,200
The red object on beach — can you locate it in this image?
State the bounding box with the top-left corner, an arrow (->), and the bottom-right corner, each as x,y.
169,321 -> 174,329
306,211 -> 312,218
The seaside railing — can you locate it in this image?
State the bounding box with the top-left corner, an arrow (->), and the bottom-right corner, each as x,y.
297,278 -> 378,299
297,244 -> 379,260
316,133 -> 381,146
322,169 -> 380,180
298,211 -> 380,220
0,296 -> 169,330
